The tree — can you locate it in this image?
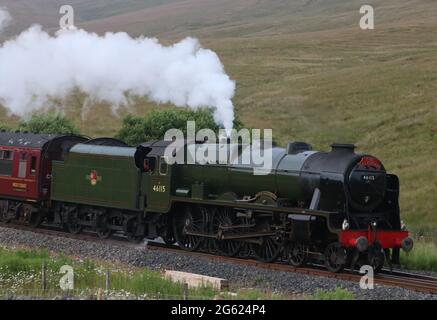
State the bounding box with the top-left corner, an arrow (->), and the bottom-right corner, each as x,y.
116,108 -> 245,146
18,113 -> 80,135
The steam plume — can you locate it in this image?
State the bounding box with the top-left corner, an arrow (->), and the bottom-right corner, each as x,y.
0,9 -> 235,130
0,7 -> 11,32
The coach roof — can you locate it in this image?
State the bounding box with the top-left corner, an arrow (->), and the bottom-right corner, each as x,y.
0,131 -> 64,148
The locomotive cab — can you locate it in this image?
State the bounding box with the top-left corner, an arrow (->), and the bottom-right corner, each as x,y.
135,141 -> 174,213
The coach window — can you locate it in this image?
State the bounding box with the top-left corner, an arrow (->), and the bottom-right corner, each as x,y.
0,150 -> 14,176
3,150 -> 13,160
30,156 -> 37,176
159,156 -> 168,175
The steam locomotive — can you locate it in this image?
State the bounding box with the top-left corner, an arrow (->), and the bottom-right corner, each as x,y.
0,131 -> 413,272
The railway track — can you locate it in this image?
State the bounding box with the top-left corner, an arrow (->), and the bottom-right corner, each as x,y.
1,222 -> 437,295
146,241 -> 437,295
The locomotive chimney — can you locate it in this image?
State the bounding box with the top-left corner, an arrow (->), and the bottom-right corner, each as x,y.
331,143 -> 356,153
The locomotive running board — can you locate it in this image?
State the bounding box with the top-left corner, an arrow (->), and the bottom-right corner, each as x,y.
171,197 -> 333,218
184,230 -> 277,240
171,197 -> 339,233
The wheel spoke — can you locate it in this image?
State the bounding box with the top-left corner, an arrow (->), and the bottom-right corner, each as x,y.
174,206 -> 204,251
213,208 -> 242,257
289,243 -> 307,267
325,243 -> 347,272
252,237 -> 282,263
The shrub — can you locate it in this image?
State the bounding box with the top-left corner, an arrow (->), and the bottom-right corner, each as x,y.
116,108 -> 245,146
0,122 -> 12,131
18,113 -> 80,135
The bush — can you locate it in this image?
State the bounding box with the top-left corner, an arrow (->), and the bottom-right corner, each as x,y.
0,122 -> 12,131
18,113 -> 80,135
116,108 -> 245,146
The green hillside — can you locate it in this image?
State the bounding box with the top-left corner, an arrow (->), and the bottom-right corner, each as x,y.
0,0 -> 436,230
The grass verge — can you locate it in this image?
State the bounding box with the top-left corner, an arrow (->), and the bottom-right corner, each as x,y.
400,240 -> 437,272
310,288 -> 354,300
0,247 -> 287,300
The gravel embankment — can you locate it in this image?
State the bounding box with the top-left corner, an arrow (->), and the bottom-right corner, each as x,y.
0,226 -> 436,300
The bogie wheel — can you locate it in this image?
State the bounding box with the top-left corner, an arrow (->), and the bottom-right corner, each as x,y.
67,215 -> 82,234
213,207 -> 242,257
251,236 -> 282,263
64,206 -> 82,234
97,228 -> 112,239
0,201 -> 10,222
238,242 -> 252,259
67,220 -> 82,235
96,213 -> 112,239
28,211 -> 43,228
22,205 -> 40,228
288,243 -> 308,267
162,221 -> 177,245
161,215 -> 177,245
163,234 -> 176,245
324,242 -> 347,272
125,217 -> 143,243
173,206 -> 204,251
127,234 -> 143,243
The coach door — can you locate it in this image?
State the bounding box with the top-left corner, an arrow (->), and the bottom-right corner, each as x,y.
146,156 -> 171,212
11,151 -> 39,198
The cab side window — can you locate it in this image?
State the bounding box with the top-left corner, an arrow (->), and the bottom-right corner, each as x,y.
159,156 -> 168,175
143,157 -> 156,173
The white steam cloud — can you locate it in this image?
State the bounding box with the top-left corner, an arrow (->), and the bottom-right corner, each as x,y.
0,9 -> 235,130
0,7 -> 11,32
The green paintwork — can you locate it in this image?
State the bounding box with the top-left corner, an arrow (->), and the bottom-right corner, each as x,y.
51,144 -> 141,210
51,142 -> 320,216
141,156 -> 172,213
170,146 -> 318,203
